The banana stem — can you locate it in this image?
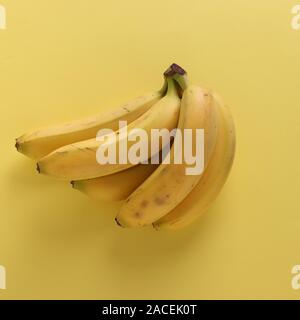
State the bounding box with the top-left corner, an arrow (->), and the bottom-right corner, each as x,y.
158,77 -> 168,95
173,73 -> 189,91
165,77 -> 177,96
163,63 -> 189,91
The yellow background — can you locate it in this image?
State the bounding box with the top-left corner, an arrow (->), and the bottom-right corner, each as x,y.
0,0 -> 300,299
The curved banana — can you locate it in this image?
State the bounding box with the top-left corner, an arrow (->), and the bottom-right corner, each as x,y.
37,78 -> 180,180
153,93 -> 236,230
16,83 -> 166,160
116,85 -> 219,228
72,163 -> 158,202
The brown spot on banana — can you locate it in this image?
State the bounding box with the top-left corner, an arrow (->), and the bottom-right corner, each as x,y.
154,197 -> 165,205
134,212 -> 142,218
122,107 -> 131,113
140,200 -> 149,208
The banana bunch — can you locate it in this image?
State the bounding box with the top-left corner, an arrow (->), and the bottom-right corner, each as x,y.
16,64 -> 235,230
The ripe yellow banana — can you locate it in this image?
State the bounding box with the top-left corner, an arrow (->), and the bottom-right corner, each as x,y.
153,93 -> 236,230
116,85 -> 219,228
37,78 -> 180,180
72,163 -> 158,202
16,83 -> 166,160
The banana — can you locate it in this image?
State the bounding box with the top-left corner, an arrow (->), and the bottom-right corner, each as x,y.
153,93 -> 236,230
72,163 -> 158,202
36,78 -> 181,180
115,84 -> 219,228
15,82 -> 166,160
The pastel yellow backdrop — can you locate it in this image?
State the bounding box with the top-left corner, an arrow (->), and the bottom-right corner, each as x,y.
0,0 -> 300,299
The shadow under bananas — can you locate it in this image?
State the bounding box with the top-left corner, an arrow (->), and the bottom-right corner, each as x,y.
97,190 -> 233,298
6,158 -> 119,243
6,157 -> 234,299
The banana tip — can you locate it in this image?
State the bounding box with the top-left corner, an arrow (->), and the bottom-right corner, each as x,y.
152,223 -> 160,231
115,217 -> 124,228
70,181 -> 75,188
36,163 -> 41,174
15,139 -> 20,151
